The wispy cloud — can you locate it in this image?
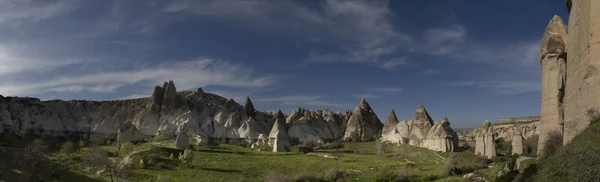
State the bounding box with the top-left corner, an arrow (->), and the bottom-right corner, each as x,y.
120,93 -> 150,100
351,93 -> 380,99
0,58 -> 276,96
368,87 -> 403,94
254,95 -> 347,108
163,0 -> 411,69
0,0 -> 80,27
419,69 -> 439,75
444,81 -> 540,95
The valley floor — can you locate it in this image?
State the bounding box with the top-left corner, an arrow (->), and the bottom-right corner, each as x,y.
0,137 -> 503,182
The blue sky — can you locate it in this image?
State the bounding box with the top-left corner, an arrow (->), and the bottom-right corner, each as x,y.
0,0 -> 569,128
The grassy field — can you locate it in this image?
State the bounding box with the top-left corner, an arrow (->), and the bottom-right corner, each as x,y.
1,136 -> 490,182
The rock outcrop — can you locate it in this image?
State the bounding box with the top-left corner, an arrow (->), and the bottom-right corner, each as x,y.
381,110 -> 409,144
538,15 -> 568,156
457,116 -> 539,145
474,120 -> 496,159
342,98 -> 383,142
408,104 -> 434,146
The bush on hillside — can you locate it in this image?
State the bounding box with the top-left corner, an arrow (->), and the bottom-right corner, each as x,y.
445,152 -> 471,176
153,133 -> 175,142
538,131 -> 563,160
319,141 -> 344,150
535,115 -> 600,181
178,149 -> 194,167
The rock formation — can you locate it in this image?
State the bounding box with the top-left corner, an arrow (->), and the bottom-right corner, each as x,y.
538,15 -> 568,156
175,124 -> 190,149
381,105 -> 459,152
558,0 -> 600,145
422,117 -> 459,152
342,97 -> 383,142
474,120 -> 496,159
457,116 -> 538,146
268,119 -> 292,152
511,133 -> 524,155
381,110 -> 409,144
408,104 -> 434,146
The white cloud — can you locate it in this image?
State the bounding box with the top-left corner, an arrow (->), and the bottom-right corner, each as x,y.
444,81 -> 540,95
254,95 -> 346,108
0,58 -> 276,96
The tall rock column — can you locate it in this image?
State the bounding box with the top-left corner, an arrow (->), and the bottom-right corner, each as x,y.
475,120 -> 496,159
538,15 -> 568,155
562,0 -> 600,145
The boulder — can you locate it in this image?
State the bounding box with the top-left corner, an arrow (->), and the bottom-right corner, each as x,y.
342,97 -> 383,142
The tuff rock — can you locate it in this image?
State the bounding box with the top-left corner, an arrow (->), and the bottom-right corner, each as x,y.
342,97 -> 383,142
474,120 -> 496,159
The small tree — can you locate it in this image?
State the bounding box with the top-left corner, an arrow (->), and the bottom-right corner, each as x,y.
18,139 -> 57,181
139,159 -> 146,169
375,139 -> 386,156
87,144 -> 134,182
78,139 -> 86,148
169,153 -> 174,159
446,152 -> 468,176
61,141 -> 76,155
539,131 -> 563,160
120,141 -> 134,155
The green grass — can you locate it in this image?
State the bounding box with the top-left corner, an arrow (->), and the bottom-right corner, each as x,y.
2,136 -> 491,182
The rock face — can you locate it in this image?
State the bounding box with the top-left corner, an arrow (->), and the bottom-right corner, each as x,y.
381,105 -> 459,152
342,98 -> 383,142
560,0 -> 600,145
538,15 -> 568,156
474,120 -> 496,159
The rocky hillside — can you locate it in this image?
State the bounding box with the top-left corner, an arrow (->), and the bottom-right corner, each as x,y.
0,81 -> 383,147
457,116 -> 539,145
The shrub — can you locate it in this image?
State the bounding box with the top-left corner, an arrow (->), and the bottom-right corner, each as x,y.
78,139 -> 86,148
293,146 -> 314,154
538,131 -> 563,160
60,141 -> 76,155
325,169 -> 346,181
445,152 -> 470,176
120,141 -> 134,155
301,140 -> 320,149
294,174 -> 322,182
265,170 -> 291,182
354,149 -> 369,154
475,156 -> 490,170
178,149 -> 194,167
169,153 -> 174,159
153,133 -> 175,142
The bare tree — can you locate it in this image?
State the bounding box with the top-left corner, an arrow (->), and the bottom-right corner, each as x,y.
87,144 -> 135,182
